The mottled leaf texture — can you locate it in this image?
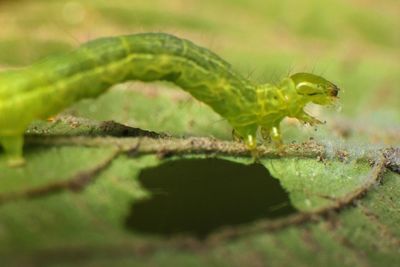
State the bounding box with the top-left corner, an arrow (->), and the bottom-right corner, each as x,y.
0,0 -> 399,266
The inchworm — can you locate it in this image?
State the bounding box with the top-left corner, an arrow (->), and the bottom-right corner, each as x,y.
0,32 -> 339,166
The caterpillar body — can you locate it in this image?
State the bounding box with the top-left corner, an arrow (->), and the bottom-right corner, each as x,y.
0,33 -> 339,166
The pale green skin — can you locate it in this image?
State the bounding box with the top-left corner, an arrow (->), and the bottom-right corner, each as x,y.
0,33 -> 339,166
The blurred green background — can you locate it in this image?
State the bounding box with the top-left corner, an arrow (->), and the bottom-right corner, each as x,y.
1,0 -> 399,118
0,0 -> 399,266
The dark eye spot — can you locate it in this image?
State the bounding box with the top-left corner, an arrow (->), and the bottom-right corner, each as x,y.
331,86 -> 339,97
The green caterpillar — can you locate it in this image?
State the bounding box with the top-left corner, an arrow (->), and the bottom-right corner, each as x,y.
0,32 -> 339,166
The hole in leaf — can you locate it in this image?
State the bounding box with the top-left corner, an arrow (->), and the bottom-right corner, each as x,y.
125,158 -> 296,238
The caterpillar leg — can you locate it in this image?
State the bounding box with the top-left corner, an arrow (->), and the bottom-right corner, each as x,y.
0,135 -> 25,167
232,125 -> 259,159
261,126 -> 283,146
270,126 -> 283,147
261,125 -> 284,155
296,112 -> 323,126
232,129 -> 242,142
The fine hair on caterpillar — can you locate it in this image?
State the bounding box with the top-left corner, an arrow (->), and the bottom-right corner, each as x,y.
0,32 -> 340,166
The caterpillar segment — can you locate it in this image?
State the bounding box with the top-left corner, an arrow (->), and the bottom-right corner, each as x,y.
0,33 -> 339,166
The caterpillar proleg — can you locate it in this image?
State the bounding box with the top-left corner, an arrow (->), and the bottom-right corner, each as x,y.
0,33 -> 339,166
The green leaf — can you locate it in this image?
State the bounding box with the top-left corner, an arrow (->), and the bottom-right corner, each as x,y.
0,0 -> 399,266
261,158 -> 379,211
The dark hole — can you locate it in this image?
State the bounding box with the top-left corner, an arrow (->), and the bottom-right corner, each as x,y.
125,158 -> 296,238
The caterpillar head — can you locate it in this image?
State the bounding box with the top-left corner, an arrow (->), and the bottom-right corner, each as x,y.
290,72 -> 339,105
